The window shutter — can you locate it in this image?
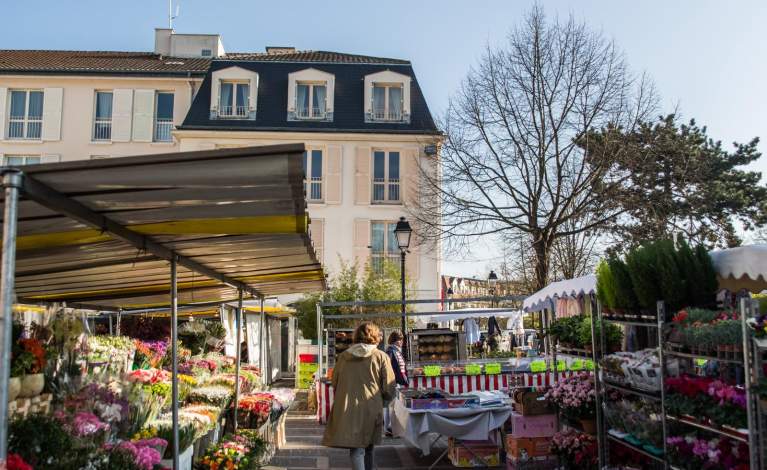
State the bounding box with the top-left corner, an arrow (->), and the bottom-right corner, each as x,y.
111,89 -> 133,142
0,87 -> 7,139
403,148 -> 421,206
41,88 -> 63,141
41,154 -> 61,163
353,218 -> 370,269
354,146 -> 371,205
325,145 -> 342,204
310,218 -> 324,264
132,89 -> 155,142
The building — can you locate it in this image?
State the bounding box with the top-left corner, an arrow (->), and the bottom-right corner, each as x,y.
441,275 -> 525,308
0,28 -> 442,300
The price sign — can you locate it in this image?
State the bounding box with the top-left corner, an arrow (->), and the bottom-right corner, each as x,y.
465,364 -> 482,375
529,360 -> 547,373
569,359 -> 584,371
695,359 -> 708,367
556,360 -> 567,372
584,360 -> 595,371
423,365 -> 441,377
485,363 -> 502,375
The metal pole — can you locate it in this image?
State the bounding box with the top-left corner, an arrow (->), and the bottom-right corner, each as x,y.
740,298 -> 758,469
0,170 -> 21,466
116,309 -> 122,336
233,291 -> 243,432
170,256 -> 179,470
657,300 -> 669,470
400,249 -> 407,358
259,297 -> 265,384
316,302 -> 323,375
108,313 -> 113,336
589,298 -> 604,470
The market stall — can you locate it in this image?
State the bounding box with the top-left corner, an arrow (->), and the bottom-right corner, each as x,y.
0,144 -> 325,469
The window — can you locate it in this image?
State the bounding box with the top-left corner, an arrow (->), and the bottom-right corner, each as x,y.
295,83 -> 327,119
372,84 -> 403,121
218,81 -> 249,117
370,221 -> 400,275
201,49 -> 212,57
93,91 -> 113,141
7,90 -> 43,139
3,155 -> 41,166
154,92 -> 174,142
372,150 -> 400,203
303,149 -> 323,201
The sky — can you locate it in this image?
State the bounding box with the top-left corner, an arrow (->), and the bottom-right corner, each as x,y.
3,0 -> 766,279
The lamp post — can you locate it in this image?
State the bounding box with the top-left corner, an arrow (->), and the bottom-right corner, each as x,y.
488,270 -> 498,308
393,217 -> 412,355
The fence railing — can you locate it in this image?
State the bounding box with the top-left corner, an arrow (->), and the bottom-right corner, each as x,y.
218,106 -> 248,118
154,118 -> 173,142
8,118 -> 42,139
372,109 -> 403,121
93,119 -> 112,141
295,107 -> 326,119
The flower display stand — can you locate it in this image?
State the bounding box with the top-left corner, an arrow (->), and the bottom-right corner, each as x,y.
160,445 -> 193,470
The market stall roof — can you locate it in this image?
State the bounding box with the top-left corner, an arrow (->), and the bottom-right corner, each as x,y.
0,143 -> 326,309
522,275 -> 596,313
419,308 -> 523,323
710,244 -> 767,293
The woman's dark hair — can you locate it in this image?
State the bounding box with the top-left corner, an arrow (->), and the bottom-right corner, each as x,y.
353,322 -> 381,345
388,331 -> 404,344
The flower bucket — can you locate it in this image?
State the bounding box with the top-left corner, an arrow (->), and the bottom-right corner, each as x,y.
19,373 -> 44,398
580,418 -> 597,435
8,377 -> 21,402
160,445 -> 193,470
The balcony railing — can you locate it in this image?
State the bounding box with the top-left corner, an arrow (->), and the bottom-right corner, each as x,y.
93,118 -> 112,141
8,117 -> 41,140
372,109 -> 403,121
295,107 -> 326,119
305,177 -> 323,201
154,118 -> 173,142
372,178 -> 400,203
218,106 -> 248,118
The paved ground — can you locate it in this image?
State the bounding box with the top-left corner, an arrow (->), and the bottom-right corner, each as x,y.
269,412 -> 461,470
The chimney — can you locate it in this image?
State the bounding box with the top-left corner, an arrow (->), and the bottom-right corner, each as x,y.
265,46 -> 296,55
155,28 -> 173,56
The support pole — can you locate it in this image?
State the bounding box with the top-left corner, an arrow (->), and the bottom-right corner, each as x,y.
233,291 -> 243,431
259,297 -> 265,384
316,302 -> 323,375
170,257 -> 179,470
116,309 -> 122,336
400,249 -> 408,360
0,170 -> 21,466
108,313 -> 113,336
589,297 -> 604,470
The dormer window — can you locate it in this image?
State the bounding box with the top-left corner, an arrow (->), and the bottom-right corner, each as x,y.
219,81 -> 249,118
364,70 -> 411,124
372,84 -> 403,121
288,68 -> 334,122
296,83 -> 327,119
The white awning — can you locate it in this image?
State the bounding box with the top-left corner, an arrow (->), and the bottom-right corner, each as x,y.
522,274 -> 596,312
710,244 -> 767,293
419,307 -> 523,323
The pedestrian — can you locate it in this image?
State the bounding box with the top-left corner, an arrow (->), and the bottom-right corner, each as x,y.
383,331 -> 408,436
322,322 -> 395,470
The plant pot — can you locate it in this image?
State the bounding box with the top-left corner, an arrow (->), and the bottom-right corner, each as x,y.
580,418 -> 597,435
160,445 -> 193,470
8,377 -> 21,402
18,373 -> 44,398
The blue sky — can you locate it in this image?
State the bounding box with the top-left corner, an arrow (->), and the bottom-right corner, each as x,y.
3,0 -> 766,278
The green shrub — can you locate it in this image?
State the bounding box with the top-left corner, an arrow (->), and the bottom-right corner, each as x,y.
626,243 -> 662,310
656,240 -> 684,310
694,244 -> 718,307
549,316 -> 584,347
596,260 -> 617,309
608,256 -> 638,310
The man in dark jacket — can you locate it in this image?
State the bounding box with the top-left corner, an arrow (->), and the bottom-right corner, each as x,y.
384,331 -> 408,436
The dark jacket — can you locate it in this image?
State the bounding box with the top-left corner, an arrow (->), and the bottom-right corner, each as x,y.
386,344 -> 409,386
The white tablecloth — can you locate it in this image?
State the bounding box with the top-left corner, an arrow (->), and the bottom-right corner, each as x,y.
391,397 -> 512,455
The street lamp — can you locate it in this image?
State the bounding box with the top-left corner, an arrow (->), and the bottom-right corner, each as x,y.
393,217 -> 412,353
488,270 -> 498,307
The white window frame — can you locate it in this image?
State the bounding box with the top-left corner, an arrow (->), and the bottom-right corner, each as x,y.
370,220 -> 400,275
371,83 -> 404,122
92,90 -> 113,141
7,89 -> 43,140
218,80 -> 250,118
371,149 -> 401,204
153,91 -> 174,142
295,82 -> 327,120
303,148 -> 324,202
2,155 -> 41,166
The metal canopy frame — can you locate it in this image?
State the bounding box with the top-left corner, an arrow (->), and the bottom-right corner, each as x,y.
0,144 -> 325,468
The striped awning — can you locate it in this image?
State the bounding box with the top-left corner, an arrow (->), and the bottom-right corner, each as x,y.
1,143 -> 325,309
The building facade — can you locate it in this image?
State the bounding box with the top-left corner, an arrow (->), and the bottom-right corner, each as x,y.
0,29 -> 443,300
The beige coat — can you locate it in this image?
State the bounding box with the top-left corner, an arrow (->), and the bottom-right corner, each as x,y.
322,343 -> 396,448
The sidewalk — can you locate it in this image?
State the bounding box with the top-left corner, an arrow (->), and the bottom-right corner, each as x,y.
269,412 -> 462,470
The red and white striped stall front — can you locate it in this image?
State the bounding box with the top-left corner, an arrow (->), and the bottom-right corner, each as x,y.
315,371 -> 577,424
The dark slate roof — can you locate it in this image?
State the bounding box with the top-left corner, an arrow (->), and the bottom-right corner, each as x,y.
224,50 -> 410,65
180,60 -> 440,135
0,50 -> 211,76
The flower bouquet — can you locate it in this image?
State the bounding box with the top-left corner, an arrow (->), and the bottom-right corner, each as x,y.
133,339 -> 168,369
551,429 -> 597,470
86,335 -> 136,374
667,435 -> 749,470
666,375 -> 747,431
544,372 -> 596,431
238,393 -> 274,429
187,385 -> 234,408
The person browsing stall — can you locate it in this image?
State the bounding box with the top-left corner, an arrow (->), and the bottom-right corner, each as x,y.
383,331 -> 408,436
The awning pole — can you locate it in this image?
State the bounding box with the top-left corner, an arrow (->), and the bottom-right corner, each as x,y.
0,170 -> 21,466
108,313 -> 113,335
259,297 -> 265,384
316,302 -> 323,375
233,290 -> 243,432
170,256 -> 179,470
116,308 -> 122,336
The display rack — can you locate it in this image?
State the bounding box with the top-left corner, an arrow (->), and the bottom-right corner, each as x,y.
594,298 -> 762,470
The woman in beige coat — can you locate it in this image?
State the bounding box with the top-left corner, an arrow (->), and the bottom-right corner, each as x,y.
322,322 -> 395,470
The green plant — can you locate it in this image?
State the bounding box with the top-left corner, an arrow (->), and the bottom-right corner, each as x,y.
575,316 -> 622,350
549,316 -> 584,348
155,422 -> 197,457
595,260 -> 617,309
9,414 -> 75,470
626,242 -> 661,310
712,320 -> 742,346
608,257 -> 638,310
656,240 -> 684,310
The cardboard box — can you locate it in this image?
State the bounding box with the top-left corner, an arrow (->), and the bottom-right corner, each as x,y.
511,390 -> 555,416
448,438 -> 500,467
506,436 -> 552,459
507,412 -> 557,438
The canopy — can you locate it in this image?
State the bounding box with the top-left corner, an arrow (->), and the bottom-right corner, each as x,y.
0,143 -> 326,309
710,244 -> 767,293
522,275 -> 596,312
419,308 -> 523,323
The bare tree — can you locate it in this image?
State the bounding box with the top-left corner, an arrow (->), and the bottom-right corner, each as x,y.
413,6 -> 656,290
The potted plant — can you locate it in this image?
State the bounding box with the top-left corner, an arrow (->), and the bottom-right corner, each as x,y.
14,338 -> 47,398
544,372 -> 596,433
